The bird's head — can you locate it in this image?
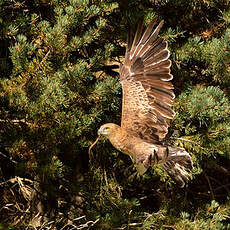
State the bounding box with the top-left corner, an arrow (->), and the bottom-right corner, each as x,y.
97,123 -> 120,137
89,123 -> 120,163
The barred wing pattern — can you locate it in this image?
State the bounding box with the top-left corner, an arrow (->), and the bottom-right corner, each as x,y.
120,20 -> 175,142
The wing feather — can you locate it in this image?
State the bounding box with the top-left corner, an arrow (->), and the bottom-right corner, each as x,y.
120,19 -> 175,142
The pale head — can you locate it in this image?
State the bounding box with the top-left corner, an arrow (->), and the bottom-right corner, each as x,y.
97,123 -> 120,137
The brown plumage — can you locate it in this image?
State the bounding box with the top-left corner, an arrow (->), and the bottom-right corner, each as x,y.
97,20 -> 193,187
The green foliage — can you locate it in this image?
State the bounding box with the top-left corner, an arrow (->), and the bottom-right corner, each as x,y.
84,168 -> 141,229
175,31 -> 230,85
141,200 -> 230,230
173,85 -> 230,158
0,0 -> 229,229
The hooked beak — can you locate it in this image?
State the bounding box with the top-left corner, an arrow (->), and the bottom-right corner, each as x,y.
97,127 -> 103,136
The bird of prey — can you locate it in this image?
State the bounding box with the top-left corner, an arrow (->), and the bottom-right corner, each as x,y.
96,19 -> 193,187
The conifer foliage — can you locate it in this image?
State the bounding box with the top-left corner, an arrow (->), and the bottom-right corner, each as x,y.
0,0 -> 229,229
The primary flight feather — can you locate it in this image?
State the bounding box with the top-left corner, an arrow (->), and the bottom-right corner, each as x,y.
97,19 -> 193,187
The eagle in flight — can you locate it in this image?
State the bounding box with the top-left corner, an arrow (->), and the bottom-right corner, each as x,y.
97,19 -> 193,187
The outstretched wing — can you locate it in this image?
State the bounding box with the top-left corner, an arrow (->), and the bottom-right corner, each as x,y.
120,19 -> 175,143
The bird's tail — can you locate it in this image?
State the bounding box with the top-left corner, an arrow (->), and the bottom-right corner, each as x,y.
161,146 -> 193,187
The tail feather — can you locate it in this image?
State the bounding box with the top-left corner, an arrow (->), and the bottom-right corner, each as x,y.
140,145 -> 193,187
162,147 -> 193,187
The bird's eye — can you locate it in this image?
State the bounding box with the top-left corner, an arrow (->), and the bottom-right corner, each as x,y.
104,127 -> 110,131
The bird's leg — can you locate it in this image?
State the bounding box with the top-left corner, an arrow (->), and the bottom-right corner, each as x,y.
124,155 -> 135,176
136,162 -> 147,175
127,169 -> 145,182
125,157 -> 146,181
124,163 -> 135,177
127,171 -> 138,182
143,149 -> 159,168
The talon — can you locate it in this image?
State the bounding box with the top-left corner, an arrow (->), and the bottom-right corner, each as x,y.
164,147 -> 169,161
153,149 -> 159,164
166,147 -> 169,158
148,153 -> 152,165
